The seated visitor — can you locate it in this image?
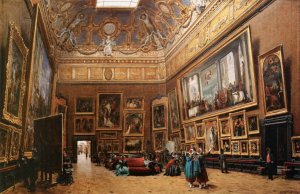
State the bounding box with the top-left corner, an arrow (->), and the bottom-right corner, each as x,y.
115,156 -> 129,176
164,153 -> 181,176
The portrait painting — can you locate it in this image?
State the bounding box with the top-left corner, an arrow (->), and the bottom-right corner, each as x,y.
75,97 -> 94,114
231,141 -> 240,155
204,117 -> 220,154
247,114 -> 260,135
153,131 -> 167,151
99,131 -> 117,139
124,111 -> 145,136
291,136 -> 300,158
9,128 -> 21,161
123,137 -> 144,153
196,140 -> 205,153
0,123 -> 11,163
221,138 -> 231,154
124,97 -> 144,110
249,139 -> 260,156
168,89 -> 180,132
112,140 -> 119,153
195,123 -> 205,139
219,118 -> 231,137
74,116 -> 95,135
240,140 -> 249,156
230,110 -> 247,139
3,23 -> 28,126
170,132 -> 181,152
96,92 -> 122,130
184,123 -> 196,143
152,104 -> 166,130
178,27 -> 257,122
259,45 -> 287,117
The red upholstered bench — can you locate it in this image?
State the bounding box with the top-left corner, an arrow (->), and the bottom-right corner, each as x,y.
126,158 -> 161,175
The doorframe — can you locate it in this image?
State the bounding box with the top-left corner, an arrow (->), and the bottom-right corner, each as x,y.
72,136 -> 97,163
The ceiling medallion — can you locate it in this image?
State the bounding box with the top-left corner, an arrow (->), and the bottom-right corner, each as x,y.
104,68 -> 113,80
103,22 -> 116,35
99,18 -> 121,39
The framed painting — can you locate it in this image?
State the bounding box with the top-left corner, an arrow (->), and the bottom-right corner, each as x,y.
96,92 -> 122,130
123,111 -> 145,136
97,140 -> 104,152
230,110 -> 247,140
152,104 -> 167,130
99,131 -> 117,139
3,23 -> 28,126
204,117 -> 220,154
112,140 -> 120,153
259,45 -> 287,117
74,116 -> 95,135
168,89 -> 180,132
9,128 -> 22,161
124,97 -> 144,110
246,114 -> 260,135
221,138 -> 231,155
219,118 -> 231,137
170,132 -> 181,152
249,139 -> 260,156
196,140 -> 205,153
177,27 -> 257,122
240,140 -> 249,156
123,137 -> 144,153
231,141 -> 240,155
195,123 -> 205,139
291,136 -> 300,158
153,131 -> 167,152
75,97 -> 95,115
183,123 -> 196,143
105,140 -> 112,153
180,128 -> 185,142
0,123 -> 11,163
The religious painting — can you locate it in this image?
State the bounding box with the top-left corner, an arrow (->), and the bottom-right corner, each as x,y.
152,104 -> 166,130
105,140 -> 112,153
112,140 -> 120,153
230,110 -> 247,140
96,92 -> 122,130
259,45 -> 287,117
180,128 -> 185,142
153,131 -> 167,151
249,139 -> 260,156
99,131 -> 117,139
184,123 -> 196,143
291,136 -> 300,158
178,27 -> 257,122
196,140 -> 205,153
75,97 -> 94,114
204,117 -> 220,154
221,138 -> 231,155
74,116 -> 95,135
0,123 -> 11,163
231,141 -> 240,155
168,89 -> 180,132
195,123 -> 205,139
123,111 -> 145,136
3,23 -> 28,126
124,97 -> 144,110
9,128 -> 21,161
247,114 -> 260,135
170,132 -> 181,152
123,137 -> 144,153
219,118 -> 231,137
240,140 -> 249,156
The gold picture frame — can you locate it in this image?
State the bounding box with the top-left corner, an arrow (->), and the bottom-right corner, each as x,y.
240,140 -> 249,156
249,139 -> 260,157
291,136 -> 300,158
170,132 -> 181,152
183,123 -> 196,143
259,45 -> 288,117
0,122 -> 12,163
246,114 -> 260,135
196,140 -> 205,153
105,140 -> 113,153
9,127 -> 22,161
152,97 -> 168,131
231,140 -> 240,156
75,96 -> 95,115
219,117 -> 231,137
123,111 -> 145,136
112,140 -> 120,153
153,130 -> 167,152
74,116 -> 95,135
168,89 -> 181,133
3,22 -> 28,126
195,122 -> 205,139
204,117 -> 220,154
123,137 -> 144,153
98,131 -> 118,139
221,138 -> 231,155
124,97 -> 144,110
230,110 -> 248,140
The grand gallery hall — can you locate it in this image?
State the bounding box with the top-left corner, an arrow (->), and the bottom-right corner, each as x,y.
0,0 -> 300,193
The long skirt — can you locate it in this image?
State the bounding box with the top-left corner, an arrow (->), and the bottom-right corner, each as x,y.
197,167 -> 209,183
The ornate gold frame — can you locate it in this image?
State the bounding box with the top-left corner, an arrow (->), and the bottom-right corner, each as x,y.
220,138 -> 231,155
219,117 -> 231,137
74,116 -> 95,135
195,122 -> 205,140
249,139 -> 260,157
112,140 -> 120,153
153,130 -> 167,152
0,122 -> 12,163
231,140 -> 240,156
183,122 -> 196,143
168,89 -> 181,133
240,140 -> 249,156
3,23 -> 28,126
9,127 -> 22,161
170,132 -> 181,151
291,136 -> 300,158
152,97 -> 168,131
123,137 -> 144,153
203,117 -> 220,154
230,110 -> 248,140
123,111 -> 145,136
124,96 -> 144,110
75,96 -> 95,115
246,114 -> 260,135
99,131 -> 118,139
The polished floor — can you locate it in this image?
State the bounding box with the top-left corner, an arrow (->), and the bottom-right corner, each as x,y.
5,154 -> 300,194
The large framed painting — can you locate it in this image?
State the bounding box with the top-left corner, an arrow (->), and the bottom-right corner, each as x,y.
153,131 -> 167,152
249,139 -> 260,156
124,97 -> 144,110
240,140 -> 249,156
152,104 -> 167,130
3,23 -> 28,126
196,140 -> 205,153
221,138 -> 231,155
204,117 -> 220,154
0,123 -> 11,163
168,89 -> 180,133
9,128 -> 21,161
183,123 -> 196,143
123,137 -> 144,153
123,111 -> 145,136
246,114 -> 260,135
259,45 -> 288,117
112,140 -> 120,153
75,97 -> 95,115
230,110 -> 247,140
195,123 -> 205,139
177,27 -> 257,122
291,136 -> 300,158
74,116 -> 95,135
231,141 -> 240,155
170,132 -> 181,152
98,131 -> 117,139
219,118 -> 231,137
96,92 -> 122,130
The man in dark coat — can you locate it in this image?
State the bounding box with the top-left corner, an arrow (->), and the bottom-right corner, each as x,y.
266,147 -> 274,180
219,149 -> 228,173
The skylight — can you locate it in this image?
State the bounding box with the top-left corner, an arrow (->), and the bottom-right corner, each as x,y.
96,0 -> 140,8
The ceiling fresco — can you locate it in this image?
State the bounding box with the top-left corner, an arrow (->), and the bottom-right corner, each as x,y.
46,0 -> 212,56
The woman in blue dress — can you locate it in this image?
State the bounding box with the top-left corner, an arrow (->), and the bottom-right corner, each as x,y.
185,149 -> 196,188
115,156 -> 129,176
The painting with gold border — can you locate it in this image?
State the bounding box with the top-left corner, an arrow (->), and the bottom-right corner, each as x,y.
230,110 -> 247,140
291,136 -> 300,158
0,123 -> 12,163
168,89 -> 180,133
75,97 -> 95,115
204,117 -> 220,154
123,111 -> 145,136
123,137 -> 144,153
124,97 -> 144,110
9,127 -> 22,161
249,138 -> 260,157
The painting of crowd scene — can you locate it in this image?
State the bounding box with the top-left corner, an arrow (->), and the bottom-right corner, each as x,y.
124,97 -> 144,110
75,97 -> 94,114
74,116 -> 95,135
123,137 -> 143,153
178,28 -> 256,121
